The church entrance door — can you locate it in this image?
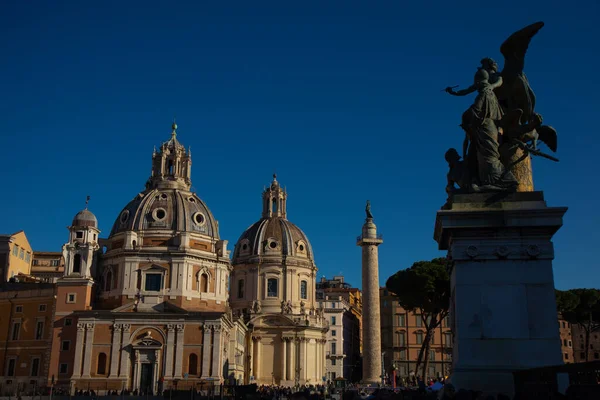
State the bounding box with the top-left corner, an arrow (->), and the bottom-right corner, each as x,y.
140,363 -> 154,394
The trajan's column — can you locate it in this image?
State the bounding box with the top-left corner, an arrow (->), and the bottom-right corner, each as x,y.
357,200 -> 383,384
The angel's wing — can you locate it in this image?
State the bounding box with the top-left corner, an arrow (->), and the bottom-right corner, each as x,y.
500,21 -> 544,80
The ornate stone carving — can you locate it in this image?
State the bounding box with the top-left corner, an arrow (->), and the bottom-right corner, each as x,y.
122,324 -> 131,332
202,325 -> 212,332
85,323 -> 95,330
77,322 -> 86,331
526,244 -> 541,257
175,324 -> 184,331
167,324 -> 175,331
466,245 -> 479,258
252,335 -> 262,342
495,245 -> 510,258
213,325 -> 222,333
113,323 -> 123,332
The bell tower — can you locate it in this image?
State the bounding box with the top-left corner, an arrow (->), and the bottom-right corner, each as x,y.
148,121 -> 192,190
262,174 -> 287,218
62,197 -> 100,278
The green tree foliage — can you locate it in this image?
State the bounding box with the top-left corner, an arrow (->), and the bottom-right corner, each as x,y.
555,288 -> 600,362
385,257 -> 450,380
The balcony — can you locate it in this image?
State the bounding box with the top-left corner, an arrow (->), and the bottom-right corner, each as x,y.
356,233 -> 384,242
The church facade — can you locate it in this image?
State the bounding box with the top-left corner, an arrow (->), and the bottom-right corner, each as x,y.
0,123 -> 327,396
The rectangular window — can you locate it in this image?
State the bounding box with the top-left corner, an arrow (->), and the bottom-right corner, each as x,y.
331,330 -> 336,337
11,322 -> 21,340
316,291 -> 324,300
399,349 -> 407,360
237,279 -> 245,299
331,302 -> 336,308
145,273 -> 162,291
562,321 -> 566,328
59,363 -> 68,374
39,304 -> 47,312
51,260 -> 59,267
397,314 -> 406,327
32,259 -> 39,266
12,245 -> 19,256
61,341 -> 70,351
580,352 -> 585,359
7,359 -> 16,376
19,248 -> 25,259
429,350 -> 436,361
397,331 -> 406,346
267,278 -> 278,297
331,342 -> 337,354
31,358 -> 40,377
300,281 -> 307,300
568,340 -> 572,347
445,333 -> 452,346
331,359 -> 336,366
64,318 -> 73,327
416,332 -> 424,344
563,339 -> 567,346
15,305 -> 23,313
25,252 -> 31,262
331,316 -> 336,325
76,232 -> 83,239
67,293 -> 76,303
415,315 -> 422,327
564,353 -> 569,360
35,321 -> 44,340
444,315 -> 450,327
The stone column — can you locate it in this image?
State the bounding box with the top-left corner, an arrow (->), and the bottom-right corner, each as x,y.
109,324 -> 122,377
201,325 -> 212,378
434,191 -> 567,397
82,323 -> 95,377
281,337 -> 287,383
174,324 -> 185,378
119,324 -> 131,378
285,339 -> 293,381
315,339 -> 320,382
357,213 -> 383,384
299,338 -> 306,382
164,324 -> 175,378
72,323 -> 86,377
133,350 -> 140,390
211,326 -> 222,379
252,336 -> 261,382
247,337 -> 254,381
153,349 -> 160,394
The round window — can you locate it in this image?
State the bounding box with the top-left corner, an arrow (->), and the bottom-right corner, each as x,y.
120,210 -> 129,224
193,212 -> 206,226
160,193 -> 168,200
269,241 -> 278,249
153,208 -> 167,221
299,244 -> 304,251
189,197 -> 196,203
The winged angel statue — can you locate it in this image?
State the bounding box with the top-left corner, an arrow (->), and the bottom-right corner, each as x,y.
444,22 -> 558,194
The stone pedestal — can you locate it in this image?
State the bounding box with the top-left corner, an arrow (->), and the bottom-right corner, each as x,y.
434,191 -> 566,397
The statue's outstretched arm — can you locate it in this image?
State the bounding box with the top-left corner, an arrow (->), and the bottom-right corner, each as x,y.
446,84 -> 476,96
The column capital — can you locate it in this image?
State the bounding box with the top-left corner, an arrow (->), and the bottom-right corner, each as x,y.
77,322 -> 87,331
252,335 -> 262,342
122,324 -> 131,332
203,325 -> 213,332
85,323 -> 95,330
113,323 -> 123,332
167,324 -> 176,331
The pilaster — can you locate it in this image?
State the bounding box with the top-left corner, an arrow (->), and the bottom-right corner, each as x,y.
109,324 -> 123,377
118,324 -> 131,378
211,325 -> 222,379
174,324 -> 185,378
81,323 -> 95,378
72,323 -> 86,378
201,325 -> 212,378
164,324 -> 175,377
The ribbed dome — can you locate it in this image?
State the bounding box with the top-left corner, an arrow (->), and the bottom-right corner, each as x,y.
72,209 -> 98,228
233,217 -> 313,260
109,188 -> 219,238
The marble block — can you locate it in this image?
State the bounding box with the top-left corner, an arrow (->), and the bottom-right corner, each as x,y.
434,191 -> 567,397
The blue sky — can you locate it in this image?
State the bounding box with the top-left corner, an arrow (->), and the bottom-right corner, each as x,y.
1,1 -> 598,290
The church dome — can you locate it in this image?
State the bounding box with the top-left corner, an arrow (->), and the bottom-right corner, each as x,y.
232,175 -> 313,262
72,209 -> 98,228
109,189 -> 219,238
109,123 -> 219,239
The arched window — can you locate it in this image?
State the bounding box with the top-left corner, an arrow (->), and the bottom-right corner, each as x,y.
200,273 -> 208,293
238,279 -> 245,299
267,278 -> 278,297
188,353 -> 198,375
73,254 -> 81,274
300,281 -> 308,300
105,271 -> 112,291
97,352 -> 107,375
272,198 -> 278,213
